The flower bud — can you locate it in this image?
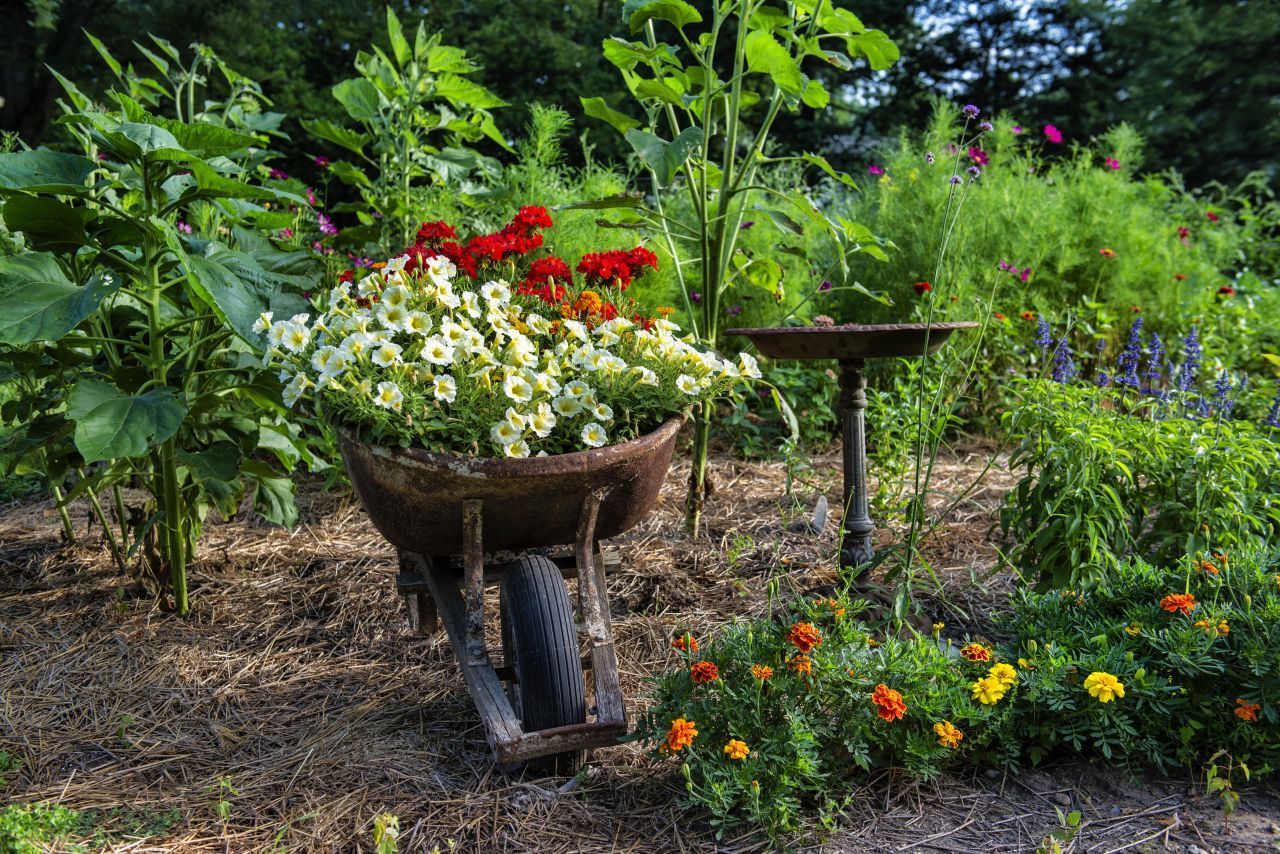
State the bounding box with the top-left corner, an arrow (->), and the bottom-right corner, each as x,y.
1135,667 -> 1146,681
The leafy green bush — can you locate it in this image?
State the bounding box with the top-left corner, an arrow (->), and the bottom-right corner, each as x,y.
637,593 -> 1014,840
1000,376 -> 1280,588
0,37 -> 315,613
997,545 -> 1280,777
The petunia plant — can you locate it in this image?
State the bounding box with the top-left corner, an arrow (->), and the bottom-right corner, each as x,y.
578,0 -> 899,531
261,207 -> 760,457
0,36 -> 317,615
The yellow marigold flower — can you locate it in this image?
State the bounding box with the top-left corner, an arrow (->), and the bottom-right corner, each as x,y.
654,306 -> 676,318
960,643 -> 992,663
1124,622 -> 1142,636
971,675 -> 1008,705
1218,620 -> 1229,635
1084,671 -> 1125,703
988,662 -> 1018,688
1235,699 -> 1260,722
1017,657 -> 1037,671
933,720 -> 964,749
723,739 -> 750,760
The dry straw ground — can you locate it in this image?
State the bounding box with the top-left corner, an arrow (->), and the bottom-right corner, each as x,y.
2,448 -> 1278,851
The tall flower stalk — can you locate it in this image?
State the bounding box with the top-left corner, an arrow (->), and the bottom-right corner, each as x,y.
579,0 -> 899,531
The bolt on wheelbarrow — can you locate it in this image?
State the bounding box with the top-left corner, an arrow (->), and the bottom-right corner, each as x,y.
339,417 -> 683,773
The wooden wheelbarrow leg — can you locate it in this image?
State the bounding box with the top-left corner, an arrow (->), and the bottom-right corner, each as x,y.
575,490 -> 626,726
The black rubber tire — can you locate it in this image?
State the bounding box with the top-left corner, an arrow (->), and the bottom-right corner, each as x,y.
499,555 -> 586,776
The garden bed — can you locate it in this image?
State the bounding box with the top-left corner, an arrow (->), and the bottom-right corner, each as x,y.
2,450 -> 1277,851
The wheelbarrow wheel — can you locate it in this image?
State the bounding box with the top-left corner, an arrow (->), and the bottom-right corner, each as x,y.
499,555 -> 586,776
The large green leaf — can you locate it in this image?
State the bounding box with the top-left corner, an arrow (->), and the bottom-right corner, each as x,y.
560,193 -> 646,211
1,197 -> 90,251
624,126 -> 704,187
172,245 -> 274,343
66,379 -> 186,463
580,97 -> 641,135
601,38 -> 679,72
301,119 -> 371,156
385,7 -> 412,66
850,30 -> 900,70
242,459 -> 298,528
333,78 -> 382,122
744,30 -> 804,96
435,74 -> 507,110
0,150 -> 96,195
623,0 -> 703,33
0,254 -> 120,345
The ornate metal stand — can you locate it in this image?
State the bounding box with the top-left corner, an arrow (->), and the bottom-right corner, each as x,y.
838,359 -> 875,569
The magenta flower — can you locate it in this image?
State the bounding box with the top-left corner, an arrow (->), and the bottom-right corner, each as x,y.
318,213 -> 340,236
1105,157 -> 1121,170
868,164 -> 885,176
176,220 -> 193,235
279,228 -> 294,239
314,155 -> 331,169
968,147 -> 989,166
268,167 -> 289,180
1011,125 -> 1024,134
1043,124 -> 1063,144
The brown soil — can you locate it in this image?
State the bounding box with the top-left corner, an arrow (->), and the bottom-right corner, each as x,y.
2,449 -> 1277,852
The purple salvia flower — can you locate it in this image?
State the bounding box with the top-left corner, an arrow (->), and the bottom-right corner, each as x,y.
1263,378 -> 1280,428
963,104 -> 980,119
1212,371 -> 1235,417
1115,318 -> 1144,388
1142,332 -> 1165,394
1033,315 -> 1052,352
978,121 -> 994,132
1175,325 -> 1201,393
1094,371 -> 1111,388
1051,338 -> 1076,384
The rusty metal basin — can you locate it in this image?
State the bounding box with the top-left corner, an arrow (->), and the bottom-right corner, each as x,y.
339,417 -> 683,555
726,322 -> 980,361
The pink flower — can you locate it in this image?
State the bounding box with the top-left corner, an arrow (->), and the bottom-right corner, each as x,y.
1043,124 -> 1063,144
868,165 -> 885,176
268,167 -> 289,181
314,155 -> 331,169
1105,157 -> 1121,170
279,228 -> 294,239
1206,211 -> 1220,223
1011,125 -> 1024,134
968,147 -> 989,166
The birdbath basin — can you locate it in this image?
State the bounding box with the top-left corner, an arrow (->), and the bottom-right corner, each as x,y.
726,322 -> 979,572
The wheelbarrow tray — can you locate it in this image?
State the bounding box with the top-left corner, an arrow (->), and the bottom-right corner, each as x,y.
339,416 -> 683,556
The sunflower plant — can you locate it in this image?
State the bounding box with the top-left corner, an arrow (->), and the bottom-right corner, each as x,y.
261,206 -> 759,457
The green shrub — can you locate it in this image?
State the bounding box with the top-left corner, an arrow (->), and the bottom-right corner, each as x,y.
1000,378 -> 1280,588
997,545 -> 1280,777
636,593 -> 1014,840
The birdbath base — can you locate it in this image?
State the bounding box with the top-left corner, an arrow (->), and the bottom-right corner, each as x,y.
727,323 -> 979,573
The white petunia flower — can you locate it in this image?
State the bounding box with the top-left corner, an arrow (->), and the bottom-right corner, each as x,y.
374,381 -> 404,410
440,321 -> 469,347
552,395 -> 584,417
503,374 -> 534,403
676,374 -> 700,395
581,422 -> 607,448
532,373 -> 561,396
252,311 -> 274,335
340,332 -> 371,357
630,366 -> 659,386
371,341 -> 403,367
738,352 -> 762,379
310,345 -> 339,374
503,407 -> 526,431
432,374 -> 457,403
529,403 -> 557,438
382,284 -> 410,307
421,337 -> 455,366
481,281 -> 510,304
426,255 -> 456,282
283,372 -> 313,407
281,321 -> 311,353
384,254 -> 410,276
406,312 -> 434,335
267,320 -> 290,348
378,303 -> 410,331
591,401 -> 614,421
490,421 -> 521,445
563,379 -> 591,398
458,291 -> 482,319
504,439 -> 531,459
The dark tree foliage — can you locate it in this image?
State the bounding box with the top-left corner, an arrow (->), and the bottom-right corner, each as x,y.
4,0 -> 1278,186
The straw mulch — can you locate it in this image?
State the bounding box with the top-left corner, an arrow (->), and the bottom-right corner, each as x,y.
2,447 -> 1277,852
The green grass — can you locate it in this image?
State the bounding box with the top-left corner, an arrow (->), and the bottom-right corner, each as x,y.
0,802 -> 182,853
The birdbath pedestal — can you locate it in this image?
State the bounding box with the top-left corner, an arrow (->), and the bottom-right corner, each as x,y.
726,322 -> 979,572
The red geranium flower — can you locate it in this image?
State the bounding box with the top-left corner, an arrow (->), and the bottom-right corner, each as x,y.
416,220 -> 458,244
913,281 -> 933,295
1217,285 -> 1236,298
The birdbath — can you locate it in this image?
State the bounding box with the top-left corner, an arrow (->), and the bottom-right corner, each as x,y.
726,322 -> 979,572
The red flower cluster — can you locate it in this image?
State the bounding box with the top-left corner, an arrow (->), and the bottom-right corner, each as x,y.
577,247 -> 659,291
416,220 -> 459,244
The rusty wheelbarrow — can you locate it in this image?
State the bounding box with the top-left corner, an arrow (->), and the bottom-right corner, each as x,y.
339,417 -> 682,773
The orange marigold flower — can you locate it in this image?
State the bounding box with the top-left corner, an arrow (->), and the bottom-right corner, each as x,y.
654,306 -> 676,318
871,683 -> 907,722
960,643 -> 992,663
690,660 -> 719,684
821,598 -> 846,617
933,720 -> 964,749
1197,560 -> 1219,575
665,717 -> 697,751
1218,620 -> 1230,635
787,621 -> 823,653
1160,593 -> 1197,616
672,634 -> 698,653
1020,310 -> 1036,322
1235,699 -> 1261,722
751,664 -> 773,681
1099,247 -> 1117,257
723,739 -> 750,760
788,654 -> 812,676
573,289 -> 604,316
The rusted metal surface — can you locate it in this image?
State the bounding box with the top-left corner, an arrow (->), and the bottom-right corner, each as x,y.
726,322 -> 980,361
339,416 -> 683,555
